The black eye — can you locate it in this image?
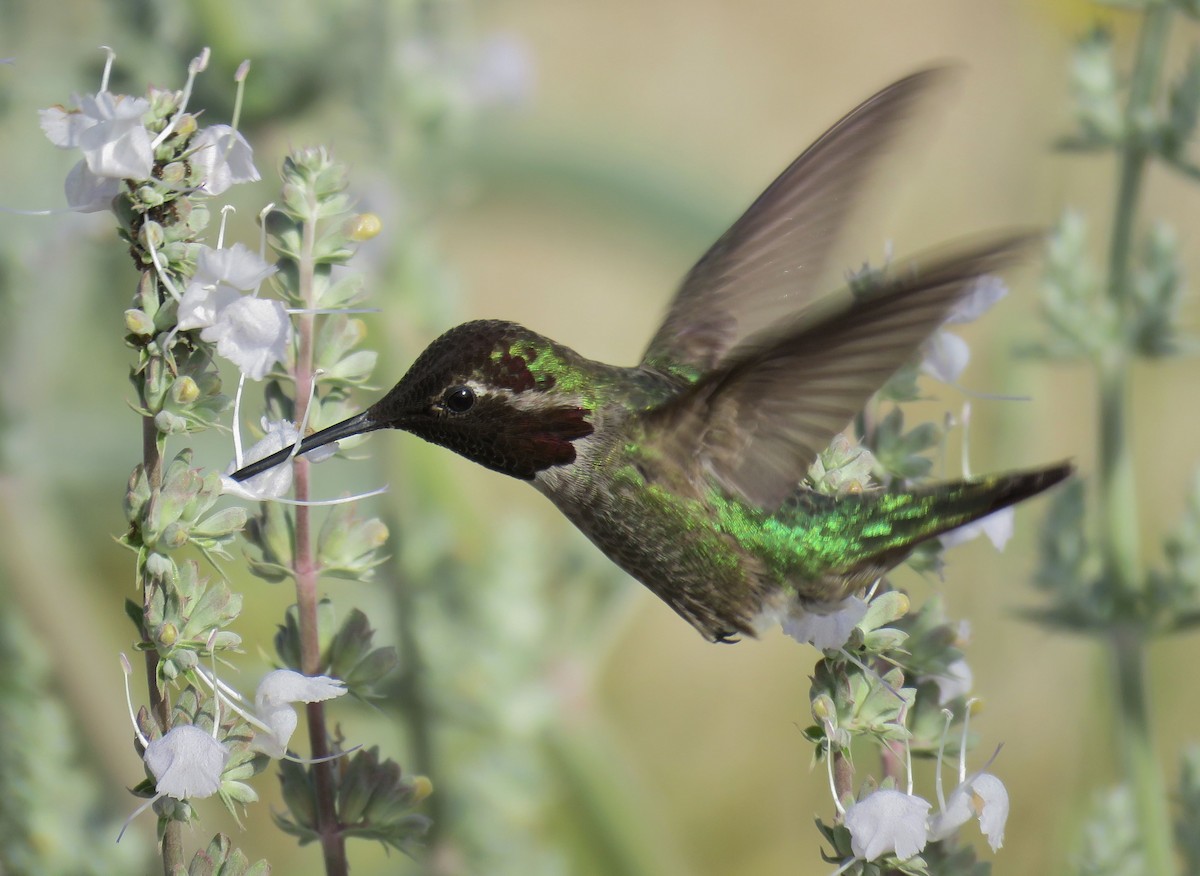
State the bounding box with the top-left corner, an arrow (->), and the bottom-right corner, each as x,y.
443,385 -> 475,414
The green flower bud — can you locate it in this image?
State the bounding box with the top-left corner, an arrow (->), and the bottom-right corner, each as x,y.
160,161 -> 187,184
135,186 -> 165,208
174,113 -> 198,139
125,465 -> 151,524
125,308 -> 155,337
812,693 -> 836,723
171,375 -> 200,405
157,622 -> 179,648
154,410 -> 188,434
143,552 -> 176,587
160,521 -> 190,549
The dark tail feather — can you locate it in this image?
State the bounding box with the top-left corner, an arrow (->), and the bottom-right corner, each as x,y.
904,459 -> 1074,549
950,460 -> 1074,520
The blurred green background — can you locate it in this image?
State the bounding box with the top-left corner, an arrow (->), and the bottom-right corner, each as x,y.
0,0 -> 1198,873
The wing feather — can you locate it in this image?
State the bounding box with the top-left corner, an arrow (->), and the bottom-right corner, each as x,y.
640,69 -> 950,375
643,234 -> 1037,510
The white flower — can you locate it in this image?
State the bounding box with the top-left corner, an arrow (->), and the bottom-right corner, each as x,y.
469,34 -> 535,108
62,158 -> 121,212
204,296 -> 290,380
41,92 -> 154,178
119,653 -> 230,841
190,124 -> 260,195
927,704 -> 1009,852
177,243 -> 277,329
921,275 -> 1008,385
782,596 -> 868,650
221,419 -> 338,500
946,275 -> 1009,325
177,244 -> 286,380
930,658 -> 974,705
251,670 -> 348,758
143,724 -> 229,799
844,788 -> 931,861
41,92 -> 154,212
940,507 -> 1015,551
921,330 -> 971,384
928,770 -> 1009,851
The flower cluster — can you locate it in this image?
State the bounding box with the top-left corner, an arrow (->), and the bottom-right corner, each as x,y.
799,251 -> 1026,872
38,47 -> 427,869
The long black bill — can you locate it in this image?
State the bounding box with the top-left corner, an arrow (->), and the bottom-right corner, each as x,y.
230,411 -> 380,482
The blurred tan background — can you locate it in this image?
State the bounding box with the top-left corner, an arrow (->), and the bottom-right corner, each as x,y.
1,0 -> 1198,873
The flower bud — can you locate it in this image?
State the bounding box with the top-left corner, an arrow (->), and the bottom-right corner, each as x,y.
812,693 -> 836,723
345,212 -> 382,242
144,552 -> 176,586
135,186 -> 165,208
410,775 -> 433,804
125,308 -> 155,337
139,220 -> 165,251
154,410 -> 188,434
171,376 -> 200,405
174,113 -> 198,139
157,622 -> 179,648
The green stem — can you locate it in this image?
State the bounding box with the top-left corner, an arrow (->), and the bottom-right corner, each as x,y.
1112,626 -> 1172,874
293,214 -> 348,876
1098,5 -> 1174,873
142,409 -> 183,873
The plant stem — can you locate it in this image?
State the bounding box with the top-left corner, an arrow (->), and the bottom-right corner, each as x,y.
1112,626 -> 1172,874
142,408 -> 183,873
1098,5 -> 1174,873
293,214 -> 348,876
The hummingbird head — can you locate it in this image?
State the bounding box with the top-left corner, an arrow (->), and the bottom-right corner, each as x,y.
369,319 -> 596,480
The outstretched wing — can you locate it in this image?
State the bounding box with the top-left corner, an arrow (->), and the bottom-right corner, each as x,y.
640,69 -> 949,377
644,234 -> 1036,510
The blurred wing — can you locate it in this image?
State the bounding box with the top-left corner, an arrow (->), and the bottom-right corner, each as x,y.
640,68 -> 949,376
646,234 -> 1036,510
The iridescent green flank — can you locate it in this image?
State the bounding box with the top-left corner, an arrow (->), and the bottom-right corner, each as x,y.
625,466 -> 1017,590
714,489 -> 944,580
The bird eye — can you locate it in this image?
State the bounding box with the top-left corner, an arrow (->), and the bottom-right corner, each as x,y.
443,385 -> 476,414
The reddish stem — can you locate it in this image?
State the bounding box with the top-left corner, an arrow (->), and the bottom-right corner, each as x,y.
292,218 -> 348,876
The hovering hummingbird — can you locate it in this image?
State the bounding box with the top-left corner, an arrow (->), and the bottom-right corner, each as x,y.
233,70 -> 1069,643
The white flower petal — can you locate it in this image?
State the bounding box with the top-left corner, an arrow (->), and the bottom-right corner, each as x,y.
469,34 -> 535,108
939,507 -> 1014,552
250,670 -> 347,758
177,279 -> 240,331
845,788 -> 931,861
255,669 -> 347,708
252,702 -> 298,758
782,596 -> 868,650
221,464 -> 293,501
945,275 -> 1008,325
202,296 -> 290,380
195,243 -> 276,291
39,104 -> 90,148
931,658 -> 973,705
143,725 -> 229,799
921,331 -> 970,384
221,420 -> 339,500
63,159 -> 120,212
928,771 -> 1009,851
79,115 -> 153,179
191,125 -> 261,195
928,787 -> 974,842
969,772 -> 1009,851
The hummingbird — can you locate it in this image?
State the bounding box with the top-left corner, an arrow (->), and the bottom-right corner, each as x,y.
232,70 -> 1070,643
